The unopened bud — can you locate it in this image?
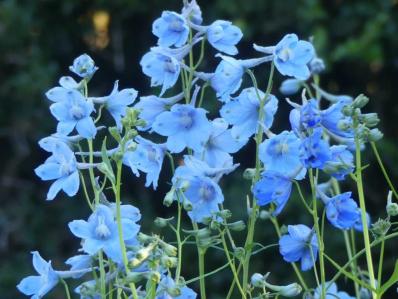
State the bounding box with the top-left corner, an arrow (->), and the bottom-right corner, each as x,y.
147,271 -> 161,283
162,243 -> 177,257
228,221 -> 246,232
243,168 -> 256,180
360,113 -> 379,127
386,191 -> 398,217
167,286 -> 181,297
251,273 -> 265,288
259,210 -> 271,220
163,190 -> 175,207
137,232 -> 153,243
155,217 -> 169,228
280,79 -> 302,96
161,256 -> 178,268
309,57 -> 326,74
273,283 -> 302,297
368,128 -> 383,142
210,220 -> 221,230
183,200 -> 193,211
233,247 -> 245,260
342,105 -> 354,117
125,272 -> 145,284
352,94 -> 369,109
218,209 -> 232,219
371,218 -> 391,237
179,180 -> 190,192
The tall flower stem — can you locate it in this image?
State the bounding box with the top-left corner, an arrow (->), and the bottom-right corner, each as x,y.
192,221 -> 206,299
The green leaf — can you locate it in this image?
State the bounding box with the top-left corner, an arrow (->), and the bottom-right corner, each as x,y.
378,260 -> 398,295
98,137 -> 115,184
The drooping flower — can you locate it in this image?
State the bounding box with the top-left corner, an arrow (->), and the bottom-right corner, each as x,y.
156,275 -> 197,299
220,87 -> 278,141
68,204 -> 140,262
35,142 -> 79,200
17,251 -> 59,298
273,34 -> 314,80
322,192 -> 359,230
195,118 -> 246,167
181,0 -> 202,25
152,104 -> 211,153
206,20 -> 242,55
313,282 -> 355,299
323,145 -> 354,180
49,89 -> 96,138
279,224 -> 318,271
259,130 -> 305,179
321,97 -> 354,139
252,171 -> 293,215
152,11 -> 189,47
140,50 -> 181,96
123,136 -> 167,189
300,99 -> 321,129
279,79 -> 302,95
300,128 -> 331,169
104,81 -> 138,129
69,54 -> 98,78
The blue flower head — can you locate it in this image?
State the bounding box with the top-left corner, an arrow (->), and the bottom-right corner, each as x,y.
105,81 -> 138,129
252,171 -> 293,215
300,99 -> 321,129
207,20 -> 243,55
273,34 -> 314,80
323,145 -> 354,180
152,104 -> 211,153
314,282 -> 355,299
17,251 -> 59,298
35,142 -> 79,200
321,98 -> 354,139
156,275 -> 197,299
279,224 -> 318,271
123,136 -> 167,190
279,79 -> 302,95
259,130 -> 305,180
300,128 -> 331,169
323,192 -> 359,230
152,11 -> 189,47
182,0 -> 202,25
69,54 -> 98,78
195,118 -> 246,168
221,87 -> 278,141
49,89 -> 96,138
68,204 -> 140,262
140,50 -> 181,96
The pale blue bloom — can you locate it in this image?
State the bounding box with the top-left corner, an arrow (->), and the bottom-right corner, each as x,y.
49,89 -> 96,138
259,130 -> 305,180
207,20 -> 242,55
279,224 -> 318,271
321,98 -> 354,139
68,204 -> 140,262
35,142 -> 79,200
140,50 -> 181,96
322,192 -> 359,230
300,128 -> 331,169
300,99 -> 321,129
105,81 -> 138,129
17,251 -> 59,298
195,118 -> 246,167
152,104 -> 211,153
252,171 -> 293,215
279,79 -> 302,95
314,282 -> 355,299
65,255 -> 92,279
182,0 -> 202,25
152,11 -> 189,47
59,76 -> 79,89
123,136 -> 167,189
69,54 -> 98,78
220,87 -> 278,141
323,145 -> 354,180
156,276 -> 197,299
273,34 -> 314,80
46,86 -> 71,102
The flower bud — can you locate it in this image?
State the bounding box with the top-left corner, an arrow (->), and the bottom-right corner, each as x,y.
233,247 -> 245,260
337,119 -> 352,132
259,210 -> 271,220
251,273 -> 265,288
183,200 -> 193,211
179,180 -> 190,192
210,220 -> 221,230
97,162 -> 115,183
148,271 -> 161,283
243,168 -> 256,180
161,256 -> 178,268
218,209 -> 232,219
196,228 -> 212,239
309,57 -> 325,74
137,232 -> 153,243
167,286 -> 181,297
228,220 -> 246,232
359,287 -> 371,299
276,283 -> 302,297
126,141 -> 137,152
163,190 -> 175,207
386,191 -> 398,217
136,245 -> 153,261
342,105 -> 354,117
155,217 -> 169,228
352,94 -> 369,109
279,79 -> 302,95
162,243 -> 177,257
368,128 -> 383,142
125,272 -> 146,284
371,218 -> 391,237
360,113 -> 379,127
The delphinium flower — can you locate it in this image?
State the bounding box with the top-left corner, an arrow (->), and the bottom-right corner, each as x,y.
321,97 -> 354,139
68,204 -> 140,262
323,145 -> 354,180
300,127 -> 331,169
152,104 -> 211,153
220,87 -> 278,141
259,130 -> 305,179
35,142 -> 79,200
17,251 -> 59,298
123,136 -> 167,190
300,99 -> 321,129
206,21 -> 242,55
313,282 -> 355,299
279,224 -> 318,271
156,275 -> 197,299
69,53 -> 98,78
152,11 -> 189,47
49,89 -> 96,138
252,171 -> 293,215
65,254 -> 93,279
194,118 -> 246,167
279,78 -> 302,95
181,0 -> 202,25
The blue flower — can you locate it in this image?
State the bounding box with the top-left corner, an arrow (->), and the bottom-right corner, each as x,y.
140,50 -> 181,96
17,251 -> 59,298
279,224 -> 318,271
68,204 -> 140,262
35,142 -> 79,200
195,118 -> 246,167
46,86 -> 72,102
207,20 -> 242,55
323,145 -> 354,180
252,171 -> 293,215
323,192 -> 359,230
105,81 -> 138,129
123,136 -> 167,190
69,54 -> 98,78
300,99 -> 321,129
156,276 -> 197,299
314,282 -> 355,299
321,98 -> 354,139
273,34 -> 314,80
279,79 -> 302,95
152,11 -> 189,47
49,89 -> 96,138
259,131 -> 305,179
182,0 -> 202,25
300,128 -> 331,169
65,255 -> 92,278
152,104 -> 211,153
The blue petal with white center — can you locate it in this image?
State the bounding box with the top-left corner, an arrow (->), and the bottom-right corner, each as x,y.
207,20 -> 242,55
152,11 -> 189,48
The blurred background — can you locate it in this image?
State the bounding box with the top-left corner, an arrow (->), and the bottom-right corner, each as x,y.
1,0 -> 398,298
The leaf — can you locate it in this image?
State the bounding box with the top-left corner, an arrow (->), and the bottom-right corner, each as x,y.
98,137 -> 116,184
378,260 -> 398,295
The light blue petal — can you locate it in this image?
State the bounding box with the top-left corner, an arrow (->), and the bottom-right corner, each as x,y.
34,163 -> 62,181
17,275 -> 41,296
31,251 -> 48,275
68,220 -> 92,239
76,117 -> 96,139
62,171 -> 79,196
46,177 -> 66,200
56,120 -> 76,136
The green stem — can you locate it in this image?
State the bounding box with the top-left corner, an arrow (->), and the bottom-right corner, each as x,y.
87,139 -> 99,205
98,250 -> 107,298
344,230 -> 360,298
61,278 -> 72,299
377,238 -> 385,290
192,222 -> 206,299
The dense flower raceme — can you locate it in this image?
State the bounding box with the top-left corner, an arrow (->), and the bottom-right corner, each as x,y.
22,1 -> 388,298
